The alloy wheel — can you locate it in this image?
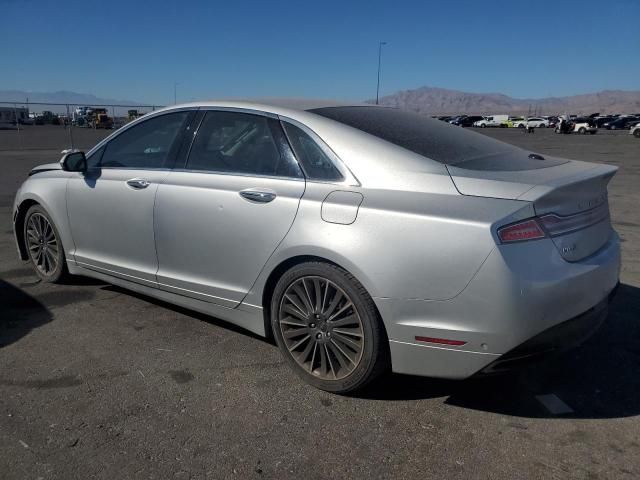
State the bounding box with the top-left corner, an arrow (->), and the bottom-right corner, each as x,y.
26,213 -> 59,276
278,276 -> 364,380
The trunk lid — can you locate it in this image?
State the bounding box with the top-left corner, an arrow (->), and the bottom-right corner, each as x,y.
447,157 -> 618,262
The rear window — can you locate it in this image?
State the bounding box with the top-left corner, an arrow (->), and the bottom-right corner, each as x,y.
310,106 -> 566,171
309,106 -> 519,166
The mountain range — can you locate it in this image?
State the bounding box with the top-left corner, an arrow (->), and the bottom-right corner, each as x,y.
374,87 -> 640,115
0,90 -> 153,114
2,88 -> 640,116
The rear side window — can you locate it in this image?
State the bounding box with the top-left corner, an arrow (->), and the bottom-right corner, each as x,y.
100,112 -> 189,169
282,122 -> 343,181
186,111 -> 302,178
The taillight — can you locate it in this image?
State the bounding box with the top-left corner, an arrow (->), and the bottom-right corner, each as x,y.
497,218 -> 546,243
539,205 -> 609,237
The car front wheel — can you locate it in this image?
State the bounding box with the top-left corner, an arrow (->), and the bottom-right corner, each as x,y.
271,262 -> 389,393
23,205 -> 69,283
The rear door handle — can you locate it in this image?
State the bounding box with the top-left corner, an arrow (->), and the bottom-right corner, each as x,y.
126,178 -> 150,189
239,189 -> 276,203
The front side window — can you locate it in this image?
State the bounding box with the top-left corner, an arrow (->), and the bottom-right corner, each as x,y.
86,145 -> 105,169
100,111 -> 189,169
186,111 -> 302,178
282,122 -> 343,181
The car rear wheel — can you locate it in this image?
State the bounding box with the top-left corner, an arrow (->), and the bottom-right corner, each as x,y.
24,205 -> 69,283
539,123 -> 546,128
634,130 -> 640,138
271,262 -> 389,393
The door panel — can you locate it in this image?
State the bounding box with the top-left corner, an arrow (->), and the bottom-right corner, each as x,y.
155,172 -> 304,307
66,110 -> 194,285
67,169 -> 169,285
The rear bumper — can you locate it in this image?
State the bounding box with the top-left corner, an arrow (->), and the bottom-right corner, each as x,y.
480,283 -> 617,374
377,232 -> 621,379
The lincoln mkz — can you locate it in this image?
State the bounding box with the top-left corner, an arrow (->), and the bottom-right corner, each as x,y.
13,101 -> 620,392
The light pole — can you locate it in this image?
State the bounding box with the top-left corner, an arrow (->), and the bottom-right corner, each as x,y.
174,82 -> 180,105
376,41 -> 387,105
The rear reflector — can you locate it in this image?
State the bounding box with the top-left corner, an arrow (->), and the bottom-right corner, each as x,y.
497,218 -> 546,243
415,336 -> 467,346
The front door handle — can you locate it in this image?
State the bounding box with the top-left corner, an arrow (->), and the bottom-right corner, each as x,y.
126,178 -> 150,189
239,189 -> 276,203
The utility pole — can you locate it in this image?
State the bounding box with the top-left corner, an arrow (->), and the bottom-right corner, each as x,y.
376,42 -> 387,105
66,104 -> 74,150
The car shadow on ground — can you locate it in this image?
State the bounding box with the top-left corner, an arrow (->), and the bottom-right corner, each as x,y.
0,279 -> 52,348
358,283 -> 640,419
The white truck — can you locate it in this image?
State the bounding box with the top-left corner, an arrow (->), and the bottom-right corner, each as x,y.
473,115 -> 509,128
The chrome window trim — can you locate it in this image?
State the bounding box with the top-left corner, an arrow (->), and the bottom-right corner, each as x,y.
170,168 -> 306,183
197,105 -> 279,119
98,166 -> 175,172
277,115 -> 361,187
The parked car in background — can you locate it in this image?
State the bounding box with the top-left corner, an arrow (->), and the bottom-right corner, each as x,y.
474,115 -> 509,128
594,116 -> 615,128
511,117 -> 547,129
630,122 -> 640,138
572,117 -> 598,134
11,101 -> 621,393
506,116 -> 524,128
455,115 -> 484,127
526,117 -> 550,128
604,116 -> 640,130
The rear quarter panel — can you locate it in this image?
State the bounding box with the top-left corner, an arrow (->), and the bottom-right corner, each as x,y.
245,180 -> 534,307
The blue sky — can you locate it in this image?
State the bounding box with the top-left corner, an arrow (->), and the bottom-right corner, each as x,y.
2,0 -> 638,104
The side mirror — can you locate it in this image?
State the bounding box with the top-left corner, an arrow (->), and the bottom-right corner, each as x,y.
60,151 -> 87,172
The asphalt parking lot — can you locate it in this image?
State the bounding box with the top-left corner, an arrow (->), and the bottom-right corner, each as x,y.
1,126 -> 639,479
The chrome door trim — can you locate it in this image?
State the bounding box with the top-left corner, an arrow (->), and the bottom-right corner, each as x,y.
75,260 -> 158,288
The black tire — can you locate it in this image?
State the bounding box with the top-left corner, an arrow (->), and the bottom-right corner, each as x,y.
579,127 -> 586,134
480,124 -> 486,128
271,262 -> 389,393
518,124 -> 525,129
23,205 -> 69,283
539,123 -> 546,128
634,130 -> 640,138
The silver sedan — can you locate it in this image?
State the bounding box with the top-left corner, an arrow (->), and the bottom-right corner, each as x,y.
12,101 -> 620,393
